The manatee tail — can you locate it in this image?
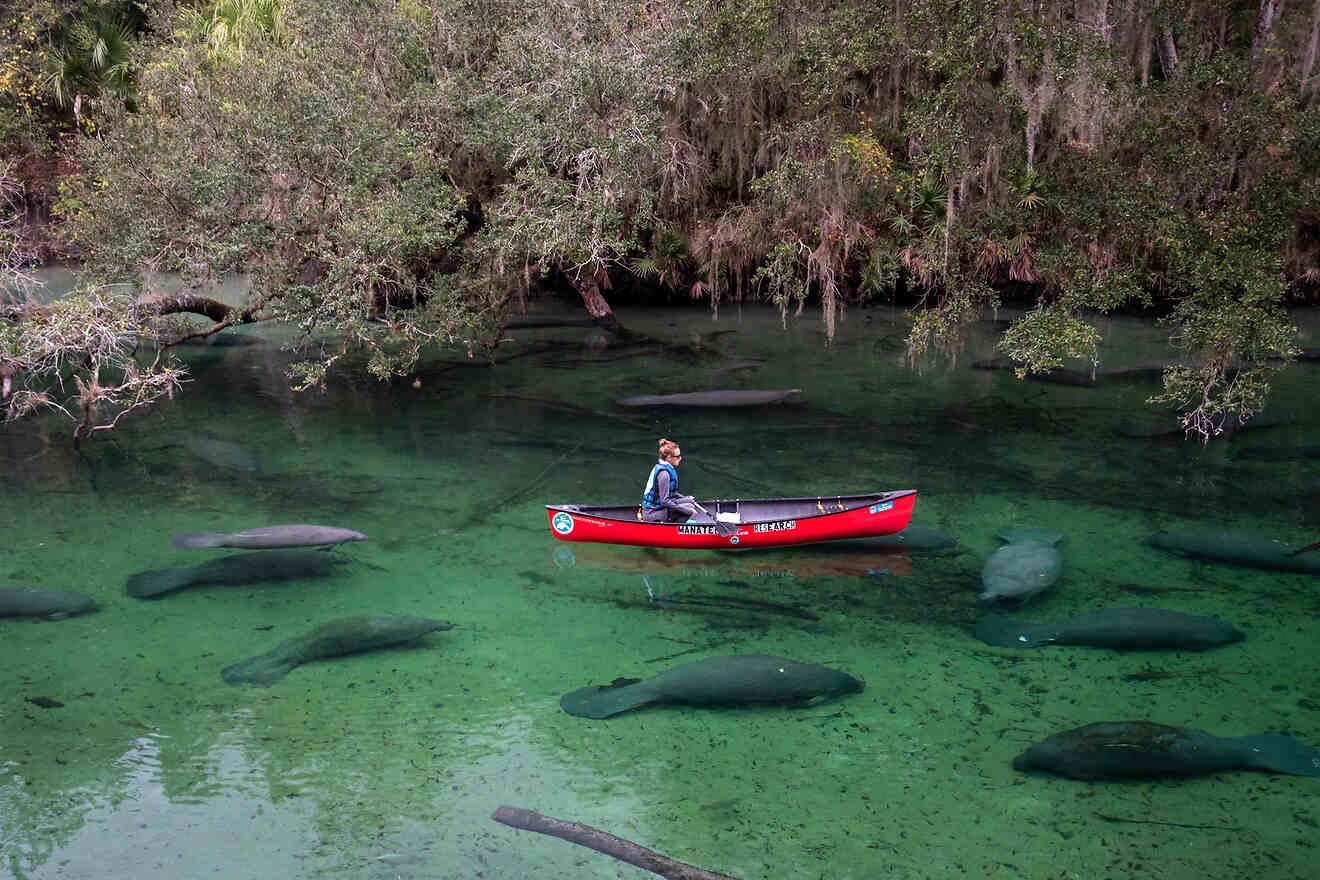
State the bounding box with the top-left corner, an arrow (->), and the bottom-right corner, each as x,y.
1234,733 -> 1320,777
975,614 -> 1051,647
560,682 -> 656,719
221,650 -> 297,687
126,566 -> 194,598
171,531 -> 227,549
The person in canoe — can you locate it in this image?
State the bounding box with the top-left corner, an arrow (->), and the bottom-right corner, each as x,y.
640,438 -> 698,522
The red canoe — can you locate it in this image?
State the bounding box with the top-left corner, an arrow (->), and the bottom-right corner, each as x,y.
546,490 -> 917,550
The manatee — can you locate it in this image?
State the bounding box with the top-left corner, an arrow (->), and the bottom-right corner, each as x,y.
1118,410 -> 1285,438
1147,530 -> 1320,575
560,654 -> 863,719
616,389 -> 801,407
1233,445 -> 1320,461
972,358 -> 1096,387
221,614 -> 453,686
825,524 -> 961,555
711,359 -> 765,374
0,587 -> 100,619
182,434 -> 259,473
996,527 -> 1063,545
976,607 -> 1244,651
127,549 -> 347,598
171,524 -> 367,550
979,531 -> 1063,603
179,332 -> 263,348
1013,721 -> 1320,780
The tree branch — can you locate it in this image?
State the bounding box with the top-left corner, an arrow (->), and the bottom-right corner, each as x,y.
134,292 -> 260,324
490,806 -> 739,880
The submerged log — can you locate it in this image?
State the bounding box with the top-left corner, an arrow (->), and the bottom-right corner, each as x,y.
491,806 -> 739,880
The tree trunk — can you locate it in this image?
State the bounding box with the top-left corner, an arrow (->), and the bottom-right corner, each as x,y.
943,176 -> 955,276
1137,18 -> 1151,86
1253,0 -> 1284,60
1158,26 -> 1178,78
1302,0 -> 1320,101
1253,0 -> 1286,92
571,271 -> 623,333
135,292 -> 252,324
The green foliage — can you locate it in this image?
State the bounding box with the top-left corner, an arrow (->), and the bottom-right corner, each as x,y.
0,2 -> 58,145
7,0 -> 1320,439
177,0 -> 291,60
752,242 -> 806,318
48,12 -> 138,107
630,226 -> 691,292
998,309 -> 1102,376
61,1 -> 480,388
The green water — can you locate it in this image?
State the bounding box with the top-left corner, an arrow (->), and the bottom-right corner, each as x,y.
2,301 -> 1318,879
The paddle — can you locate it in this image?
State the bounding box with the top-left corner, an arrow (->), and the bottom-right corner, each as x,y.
690,500 -> 738,537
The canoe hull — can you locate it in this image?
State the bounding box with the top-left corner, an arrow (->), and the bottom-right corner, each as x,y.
546,490 -> 916,550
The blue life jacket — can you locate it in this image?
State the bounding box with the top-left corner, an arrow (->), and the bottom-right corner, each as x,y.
641,461 -> 678,509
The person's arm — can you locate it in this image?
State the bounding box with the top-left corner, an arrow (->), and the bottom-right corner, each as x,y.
655,470 -> 688,511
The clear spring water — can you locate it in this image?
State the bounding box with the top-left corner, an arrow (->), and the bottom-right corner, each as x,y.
2,295 -> 1318,879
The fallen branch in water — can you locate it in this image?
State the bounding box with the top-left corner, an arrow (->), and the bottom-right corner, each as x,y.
490,805 -> 739,880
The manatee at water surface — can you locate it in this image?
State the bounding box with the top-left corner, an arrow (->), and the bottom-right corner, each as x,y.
1147,530 -> 1320,575
1013,721 -> 1320,780
221,614 -> 453,686
171,524 -> 367,550
979,530 -> 1064,603
127,550 -> 347,598
976,607 -> 1244,651
0,587 -> 100,619
560,654 -> 863,719
616,389 -> 801,407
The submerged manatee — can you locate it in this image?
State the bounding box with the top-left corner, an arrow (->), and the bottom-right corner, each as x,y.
181,434 -> 259,473
824,524 -> 961,555
1013,721 -> 1320,780
616,389 -> 801,407
560,654 -> 863,719
172,524 -> 367,550
976,607 -> 1244,651
1147,530 -> 1320,575
979,529 -> 1064,604
221,614 -> 453,686
0,587 -> 100,619
127,550 -> 347,598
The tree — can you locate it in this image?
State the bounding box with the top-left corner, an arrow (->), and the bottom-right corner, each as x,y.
4,0 -> 1320,442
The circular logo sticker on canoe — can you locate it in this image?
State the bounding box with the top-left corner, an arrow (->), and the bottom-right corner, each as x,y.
551,512 -> 575,535
728,535 -> 740,545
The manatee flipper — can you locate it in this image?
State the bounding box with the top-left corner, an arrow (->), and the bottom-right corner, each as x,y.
171,531 -> 226,549
221,649 -> 299,686
1235,734 -> 1320,777
975,614 -> 1050,648
560,682 -> 657,719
